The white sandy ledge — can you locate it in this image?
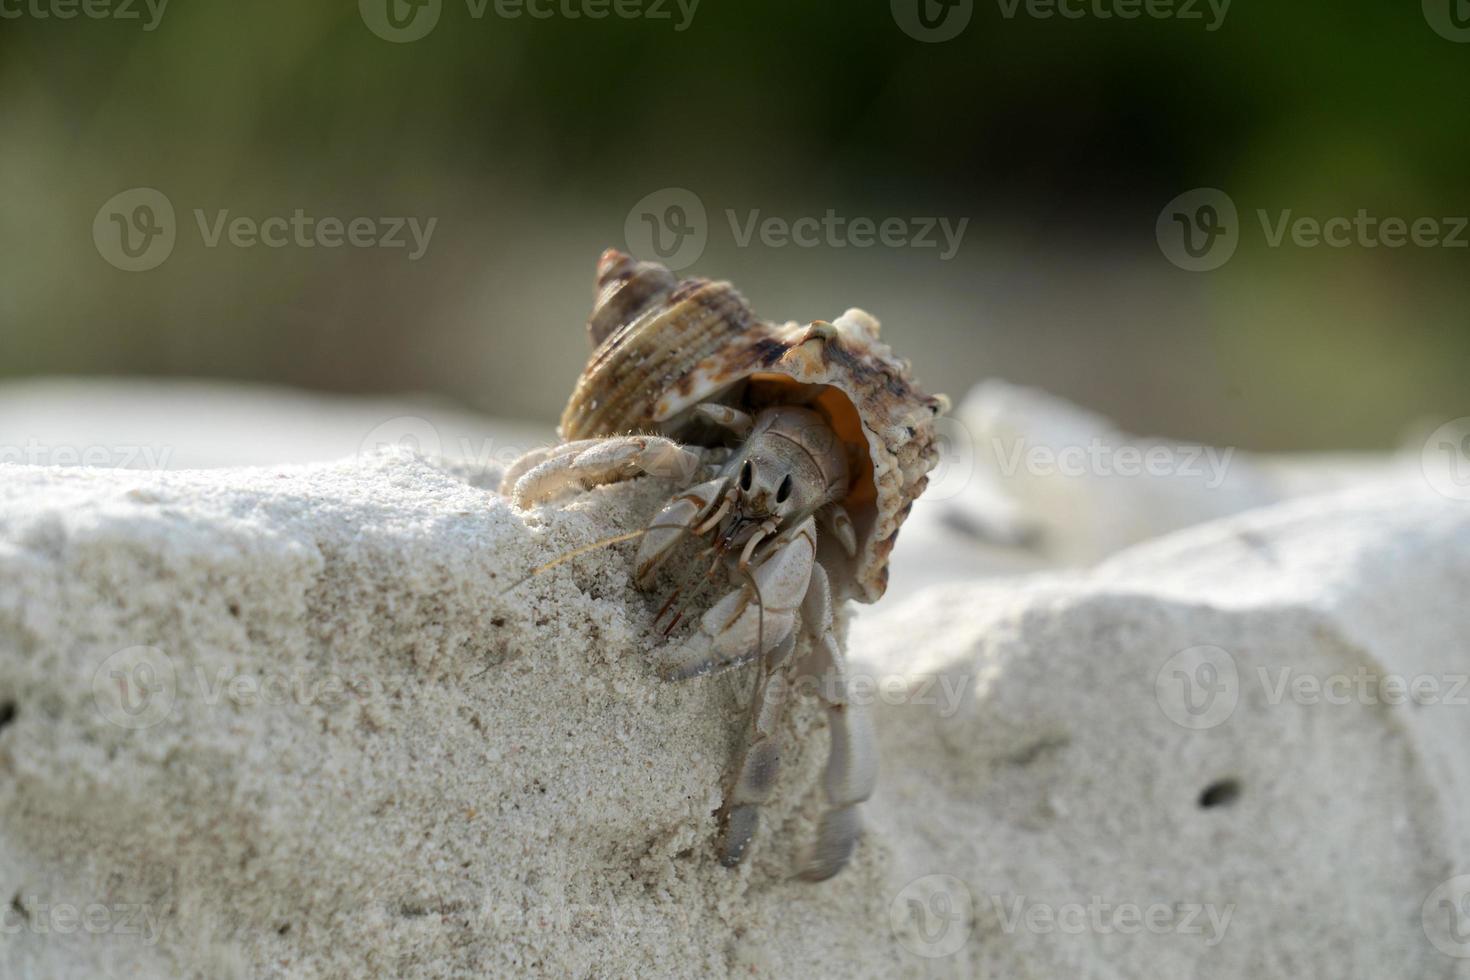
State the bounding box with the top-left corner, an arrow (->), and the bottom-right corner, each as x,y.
0,450 -> 1467,978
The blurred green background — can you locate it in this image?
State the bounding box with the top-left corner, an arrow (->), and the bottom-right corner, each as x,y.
1,0 -> 1466,450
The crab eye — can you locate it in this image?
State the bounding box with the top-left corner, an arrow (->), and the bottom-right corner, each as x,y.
739,460 -> 753,491
776,474 -> 793,503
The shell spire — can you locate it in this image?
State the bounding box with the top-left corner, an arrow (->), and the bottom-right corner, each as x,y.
586,249 -> 678,348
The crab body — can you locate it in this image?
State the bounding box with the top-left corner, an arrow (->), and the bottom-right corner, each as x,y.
505,251 -> 946,880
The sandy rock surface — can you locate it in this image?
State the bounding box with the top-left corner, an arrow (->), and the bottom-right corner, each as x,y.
0,377 -> 553,474
0,443 -> 1467,978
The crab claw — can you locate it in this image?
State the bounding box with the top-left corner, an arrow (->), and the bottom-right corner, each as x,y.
657,519 -> 815,681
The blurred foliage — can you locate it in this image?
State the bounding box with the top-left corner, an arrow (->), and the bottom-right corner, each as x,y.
1,0 -> 1466,449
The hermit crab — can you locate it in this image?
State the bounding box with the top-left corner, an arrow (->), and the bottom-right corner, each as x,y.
504,250 -> 946,880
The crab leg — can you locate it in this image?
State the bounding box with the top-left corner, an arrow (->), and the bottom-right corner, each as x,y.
658,517 -> 817,681
797,560 -> 877,882
818,502 -> 858,558
718,630 -> 796,867
633,477 -> 729,589
511,435 -> 703,508
694,404 -> 754,440
500,439 -> 604,496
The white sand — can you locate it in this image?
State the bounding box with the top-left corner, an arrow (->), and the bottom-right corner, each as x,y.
0,382 -> 1467,977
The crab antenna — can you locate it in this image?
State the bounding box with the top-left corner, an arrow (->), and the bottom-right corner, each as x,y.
738,519 -> 778,572
658,543 -> 723,637
500,520 -> 699,596
739,564 -> 766,665
498,529 -> 650,596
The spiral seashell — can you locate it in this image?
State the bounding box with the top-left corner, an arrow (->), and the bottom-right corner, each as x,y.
559,249 -> 948,603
